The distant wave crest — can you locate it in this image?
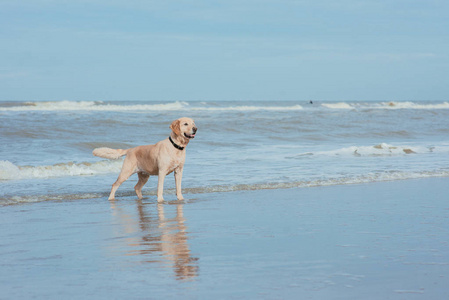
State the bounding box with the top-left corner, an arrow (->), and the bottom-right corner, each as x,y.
321,101 -> 449,110
321,102 -> 354,109
0,100 -> 305,112
380,101 -> 449,109
0,100 -> 189,112
196,104 -> 304,111
1,100 -> 448,112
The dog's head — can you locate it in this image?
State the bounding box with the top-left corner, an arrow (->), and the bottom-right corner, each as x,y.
170,117 -> 197,139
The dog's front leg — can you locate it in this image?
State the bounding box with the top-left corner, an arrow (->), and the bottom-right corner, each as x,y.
157,170 -> 166,202
174,167 -> 184,201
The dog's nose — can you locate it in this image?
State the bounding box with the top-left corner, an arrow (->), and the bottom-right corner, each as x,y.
193,127 -> 197,133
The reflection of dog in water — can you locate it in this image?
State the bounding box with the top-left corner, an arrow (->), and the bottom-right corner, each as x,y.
152,203 -> 199,279
111,200 -> 198,280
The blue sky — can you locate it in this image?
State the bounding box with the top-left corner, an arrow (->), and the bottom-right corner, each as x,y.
1,0 -> 448,101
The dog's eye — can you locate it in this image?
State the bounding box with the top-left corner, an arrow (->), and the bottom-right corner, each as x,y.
184,123 -> 188,126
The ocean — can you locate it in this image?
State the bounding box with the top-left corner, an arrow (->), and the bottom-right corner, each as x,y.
1,100 -> 448,205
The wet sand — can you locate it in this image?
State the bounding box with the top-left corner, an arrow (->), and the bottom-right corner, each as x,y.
1,178 -> 449,299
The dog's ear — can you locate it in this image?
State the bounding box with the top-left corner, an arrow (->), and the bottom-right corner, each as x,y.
170,119 -> 181,136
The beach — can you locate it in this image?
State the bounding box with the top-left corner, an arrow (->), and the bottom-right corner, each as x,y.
1,178 -> 448,299
2,0 -> 449,297
1,100 -> 449,299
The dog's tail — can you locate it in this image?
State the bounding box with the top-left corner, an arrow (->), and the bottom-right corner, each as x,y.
92,147 -> 129,160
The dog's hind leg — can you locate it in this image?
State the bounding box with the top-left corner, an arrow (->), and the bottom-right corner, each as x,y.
109,159 -> 136,200
134,172 -> 150,199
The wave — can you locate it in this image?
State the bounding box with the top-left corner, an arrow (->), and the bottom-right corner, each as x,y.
321,102 -> 354,109
0,160 -> 123,180
1,100 -> 448,112
321,101 -> 449,110
291,143 -> 448,158
2,143 -> 447,181
0,100 -> 188,112
192,104 -> 304,111
379,101 -> 449,109
0,100 -> 305,112
2,170 -> 448,206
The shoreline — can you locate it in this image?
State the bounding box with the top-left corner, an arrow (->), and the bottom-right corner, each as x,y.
1,177 -> 448,299
2,174 -> 449,206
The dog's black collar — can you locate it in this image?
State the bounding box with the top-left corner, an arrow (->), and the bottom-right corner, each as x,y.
169,136 -> 185,150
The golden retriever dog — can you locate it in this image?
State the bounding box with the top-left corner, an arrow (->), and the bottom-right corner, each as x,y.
92,117 -> 197,202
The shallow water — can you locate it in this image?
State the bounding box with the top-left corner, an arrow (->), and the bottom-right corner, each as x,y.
1,100 -> 448,205
1,179 -> 448,299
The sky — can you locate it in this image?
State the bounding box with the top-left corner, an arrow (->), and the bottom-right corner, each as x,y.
1,0 -> 448,101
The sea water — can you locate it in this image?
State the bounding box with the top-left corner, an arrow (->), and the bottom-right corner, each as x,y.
1,100 -> 448,205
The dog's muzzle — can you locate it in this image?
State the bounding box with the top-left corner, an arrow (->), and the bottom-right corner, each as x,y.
184,127 -> 197,139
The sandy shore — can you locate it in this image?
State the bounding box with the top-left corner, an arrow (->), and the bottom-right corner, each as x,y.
1,178 -> 448,299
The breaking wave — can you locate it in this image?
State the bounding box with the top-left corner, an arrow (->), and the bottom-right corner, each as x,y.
290,143 -> 449,158
1,100 -> 448,112
0,101 -> 188,112
379,101 -> 449,109
0,100 -> 304,112
292,143 -> 446,158
321,102 -> 354,109
2,143 -> 447,181
193,104 -> 304,111
0,160 -> 123,180
321,101 -> 449,110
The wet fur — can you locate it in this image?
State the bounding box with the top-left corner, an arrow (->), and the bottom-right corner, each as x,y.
93,117 -> 197,202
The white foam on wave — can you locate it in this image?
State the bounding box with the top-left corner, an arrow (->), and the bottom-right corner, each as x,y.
296,143 -> 446,157
0,101 -> 189,112
321,102 -> 354,109
0,160 -> 123,180
321,101 -> 449,110
380,101 -> 449,109
2,100 -> 448,112
0,100 -> 304,112
191,104 -> 304,111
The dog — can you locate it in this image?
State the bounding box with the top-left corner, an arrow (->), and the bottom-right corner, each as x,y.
93,117 -> 197,202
